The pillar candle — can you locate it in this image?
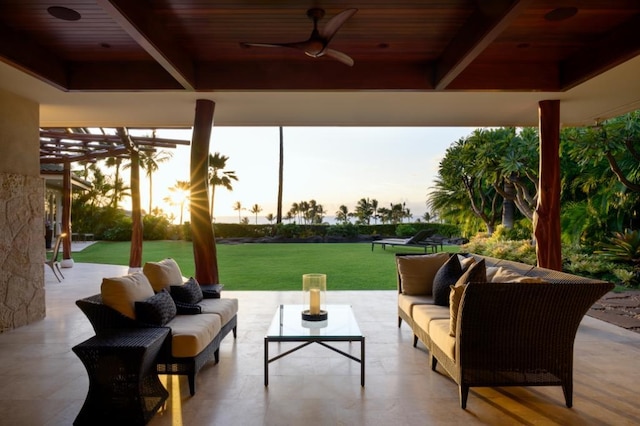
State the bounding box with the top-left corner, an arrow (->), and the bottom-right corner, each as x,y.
309,288 -> 320,315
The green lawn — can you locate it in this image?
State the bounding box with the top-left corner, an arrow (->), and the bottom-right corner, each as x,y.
71,241 -> 459,290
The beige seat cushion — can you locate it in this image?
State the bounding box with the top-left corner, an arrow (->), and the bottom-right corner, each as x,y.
398,294 -> 433,318
166,313 -> 221,358
101,272 -> 155,319
429,319 -> 456,361
143,258 -> 185,292
412,304 -> 450,334
198,298 -> 239,325
396,252 -> 450,295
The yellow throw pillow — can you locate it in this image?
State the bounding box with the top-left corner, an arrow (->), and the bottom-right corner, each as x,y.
449,259 -> 486,336
449,284 -> 466,337
143,258 -> 184,292
396,252 -> 450,295
101,272 -> 155,319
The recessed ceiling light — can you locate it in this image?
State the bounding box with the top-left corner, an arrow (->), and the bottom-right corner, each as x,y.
544,7 -> 578,22
47,6 -> 81,21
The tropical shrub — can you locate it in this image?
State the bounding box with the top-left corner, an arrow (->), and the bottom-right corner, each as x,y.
462,234 -> 537,265
326,223 -> 360,238
595,229 -> 640,287
395,224 -> 417,237
142,213 -> 172,240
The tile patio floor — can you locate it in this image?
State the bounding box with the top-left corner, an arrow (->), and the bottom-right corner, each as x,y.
1,262 -> 639,425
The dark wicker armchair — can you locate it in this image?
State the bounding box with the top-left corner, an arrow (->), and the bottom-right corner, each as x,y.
431,280 -> 614,408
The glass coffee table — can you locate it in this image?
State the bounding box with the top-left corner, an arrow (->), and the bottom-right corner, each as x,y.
264,304 -> 365,386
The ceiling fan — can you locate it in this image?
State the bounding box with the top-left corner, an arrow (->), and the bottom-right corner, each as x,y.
240,8 -> 358,66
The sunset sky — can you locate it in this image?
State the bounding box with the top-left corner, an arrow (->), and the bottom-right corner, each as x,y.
130,126 -> 479,224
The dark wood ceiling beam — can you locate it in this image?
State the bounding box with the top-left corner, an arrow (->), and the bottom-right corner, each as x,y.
96,0 -> 196,90
560,13 -> 640,90
196,61 -> 435,90
434,0 -> 534,90
446,62 -> 560,91
67,61 -> 185,90
0,25 -> 68,90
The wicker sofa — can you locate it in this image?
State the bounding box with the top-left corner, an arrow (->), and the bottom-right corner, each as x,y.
76,259 -> 238,396
396,252 -> 613,409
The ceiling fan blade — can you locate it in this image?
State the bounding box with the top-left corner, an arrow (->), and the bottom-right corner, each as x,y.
323,48 -> 355,67
320,8 -> 357,42
240,41 -> 309,50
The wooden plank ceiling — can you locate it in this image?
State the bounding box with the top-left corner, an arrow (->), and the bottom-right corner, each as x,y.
0,1 -> 639,92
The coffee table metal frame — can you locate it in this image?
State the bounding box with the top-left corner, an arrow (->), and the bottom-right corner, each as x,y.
264,304 -> 365,386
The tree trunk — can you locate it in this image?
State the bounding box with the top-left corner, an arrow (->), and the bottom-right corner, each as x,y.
62,161 -> 72,260
502,178 -> 516,229
190,99 -> 218,284
277,126 -> 284,224
128,144 -> 143,268
534,100 -> 562,270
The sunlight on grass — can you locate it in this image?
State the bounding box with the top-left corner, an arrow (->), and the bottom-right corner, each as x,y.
71,241 -> 459,290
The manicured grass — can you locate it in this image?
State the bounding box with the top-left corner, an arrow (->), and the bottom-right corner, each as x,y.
71,241 -> 459,290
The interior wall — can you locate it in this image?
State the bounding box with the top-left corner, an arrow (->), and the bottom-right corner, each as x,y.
0,89 -> 44,332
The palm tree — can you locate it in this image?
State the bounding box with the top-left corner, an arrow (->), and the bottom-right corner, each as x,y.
140,149 -> 173,213
336,205 -> 350,224
265,213 -> 275,224
166,180 -> 190,225
250,204 -> 263,224
354,198 -> 374,225
289,202 -> 300,223
208,152 -> 238,219
277,127 -> 284,224
233,201 -> 245,223
371,199 -> 379,224
104,155 -> 125,209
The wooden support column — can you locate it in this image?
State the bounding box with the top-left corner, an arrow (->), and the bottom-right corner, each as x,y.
62,161 -> 72,260
191,99 -> 218,284
119,127 -> 143,268
534,100 -> 562,270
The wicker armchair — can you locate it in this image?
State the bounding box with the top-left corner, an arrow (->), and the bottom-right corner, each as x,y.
432,280 -> 613,408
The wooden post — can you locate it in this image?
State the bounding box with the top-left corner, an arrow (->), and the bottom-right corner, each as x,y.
191,99 -> 218,284
62,161 -> 72,260
534,100 -> 562,270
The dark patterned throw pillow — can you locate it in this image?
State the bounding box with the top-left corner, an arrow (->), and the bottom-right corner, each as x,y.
170,277 -> 203,304
432,254 -> 464,306
135,289 -> 177,326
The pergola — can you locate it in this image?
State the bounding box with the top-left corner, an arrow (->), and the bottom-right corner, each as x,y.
1,1 -> 640,281
39,128 -> 190,267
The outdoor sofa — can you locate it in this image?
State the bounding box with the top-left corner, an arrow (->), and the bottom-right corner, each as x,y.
395,252 -> 613,409
76,258 -> 238,397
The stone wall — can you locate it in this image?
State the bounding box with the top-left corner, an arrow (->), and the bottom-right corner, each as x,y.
0,173 -> 45,332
